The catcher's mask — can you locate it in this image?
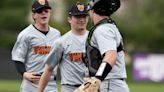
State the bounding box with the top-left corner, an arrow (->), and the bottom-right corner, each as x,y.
87,0 -> 121,16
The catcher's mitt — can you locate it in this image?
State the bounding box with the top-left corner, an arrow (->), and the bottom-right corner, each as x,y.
74,77 -> 100,92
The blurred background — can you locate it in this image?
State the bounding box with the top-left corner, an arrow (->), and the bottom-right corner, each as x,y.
0,0 -> 164,92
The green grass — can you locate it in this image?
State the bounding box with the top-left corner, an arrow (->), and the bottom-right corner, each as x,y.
0,80 -> 164,92
0,80 -> 61,92
128,82 -> 164,92
0,80 -> 21,92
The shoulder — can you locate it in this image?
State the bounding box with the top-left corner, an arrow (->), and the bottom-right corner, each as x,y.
97,23 -> 116,32
52,32 -> 70,49
54,31 -> 71,45
49,26 -> 61,35
86,30 -> 89,34
17,25 -> 34,39
61,31 -> 72,40
95,23 -> 118,35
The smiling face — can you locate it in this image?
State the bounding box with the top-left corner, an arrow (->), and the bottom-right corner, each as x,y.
32,8 -> 51,25
68,15 -> 89,32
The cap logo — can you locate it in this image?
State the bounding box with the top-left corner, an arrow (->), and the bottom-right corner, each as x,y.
77,5 -> 85,12
38,0 -> 45,5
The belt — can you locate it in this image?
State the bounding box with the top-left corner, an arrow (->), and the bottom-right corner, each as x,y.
63,84 -> 81,87
37,72 -> 56,80
54,76 -> 56,80
109,78 -> 125,81
119,78 -> 125,81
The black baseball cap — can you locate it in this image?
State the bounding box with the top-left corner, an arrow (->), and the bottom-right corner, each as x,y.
32,0 -> 51,12
69,2 -> 88,16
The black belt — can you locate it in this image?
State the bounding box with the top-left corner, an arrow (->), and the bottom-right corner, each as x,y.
119,78 -> 125,81
63,84 -> 81,87
54,76 -> 56,80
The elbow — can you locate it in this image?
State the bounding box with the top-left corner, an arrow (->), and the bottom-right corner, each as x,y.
103,50 -> 117,66
45,64 -> 54,72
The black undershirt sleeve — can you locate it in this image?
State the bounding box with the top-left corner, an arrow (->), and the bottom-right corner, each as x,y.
14,61 -> 26,76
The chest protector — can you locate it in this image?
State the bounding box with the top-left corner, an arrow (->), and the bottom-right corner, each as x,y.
83,18 -> 123,76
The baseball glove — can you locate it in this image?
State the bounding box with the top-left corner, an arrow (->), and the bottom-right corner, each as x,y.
74,77 -> 100,92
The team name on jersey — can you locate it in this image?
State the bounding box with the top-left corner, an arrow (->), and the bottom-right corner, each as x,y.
33,46 -> 51,55
69,52 -> 84,61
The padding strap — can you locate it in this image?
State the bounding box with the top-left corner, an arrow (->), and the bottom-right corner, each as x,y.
95,61 -> 112,81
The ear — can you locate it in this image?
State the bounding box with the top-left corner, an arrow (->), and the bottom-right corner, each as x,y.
49,9 -> 52,14
67,16 -> 72,24
91,9 -> 95,14
32,13 -> 36,20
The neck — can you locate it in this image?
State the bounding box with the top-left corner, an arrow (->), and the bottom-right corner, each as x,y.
93,15 -> 109,25
71,29 -> 86,36
34,23 -> 49,32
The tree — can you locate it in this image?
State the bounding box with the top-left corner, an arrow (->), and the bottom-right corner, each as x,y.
117,0 -> 164,53
0,0 -> 30,47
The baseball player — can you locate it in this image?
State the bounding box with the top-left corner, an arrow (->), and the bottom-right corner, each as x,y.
84,0 -> 130,92
37,2 -> 89,92
11,0 -> 60,92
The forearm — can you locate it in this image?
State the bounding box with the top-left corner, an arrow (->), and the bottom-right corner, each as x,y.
14,61 -> 41,82
95,50 -> 117,81
14,61 -> 26,76
37,64 -> 53,92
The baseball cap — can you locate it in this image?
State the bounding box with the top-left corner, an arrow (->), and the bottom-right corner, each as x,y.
32,0 -> 51,12
69,2 -> 88,16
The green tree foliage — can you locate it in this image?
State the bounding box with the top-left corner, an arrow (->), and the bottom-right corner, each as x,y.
0,0 -> 30,47
0,0 -> 30,31
1,0 -> 164,53
117,0 -> 164,53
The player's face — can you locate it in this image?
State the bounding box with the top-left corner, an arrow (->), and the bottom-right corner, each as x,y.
33,8 -> 51,25
68,15 -> 89,31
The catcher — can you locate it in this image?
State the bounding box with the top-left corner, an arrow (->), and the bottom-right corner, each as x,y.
75,0 -> 130,92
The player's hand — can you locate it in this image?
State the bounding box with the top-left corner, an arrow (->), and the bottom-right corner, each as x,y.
83,77 -> 101,89
74,77 -> 101,92
23,72 -> 41,84
83,77 -> 91,82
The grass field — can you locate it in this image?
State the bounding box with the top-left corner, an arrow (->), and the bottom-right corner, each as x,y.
0,80 -> 164,92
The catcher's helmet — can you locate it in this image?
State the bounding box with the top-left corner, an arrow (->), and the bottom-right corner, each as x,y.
88,0 -> 121,16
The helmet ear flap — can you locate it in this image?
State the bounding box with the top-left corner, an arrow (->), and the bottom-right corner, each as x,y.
110,0 -> 121,12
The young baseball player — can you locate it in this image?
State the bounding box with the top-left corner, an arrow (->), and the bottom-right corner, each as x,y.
84,0 -> 130,92
37,2 -> 89,92
11,0 -> 60,92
